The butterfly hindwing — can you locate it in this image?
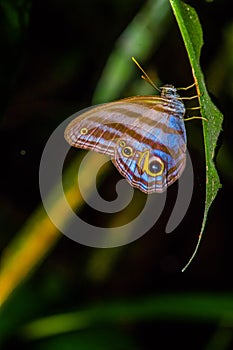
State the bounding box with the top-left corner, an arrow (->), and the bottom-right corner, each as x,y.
112,123 -> 186,193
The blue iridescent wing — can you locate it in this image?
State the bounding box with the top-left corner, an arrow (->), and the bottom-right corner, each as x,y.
65,95 -> 186,193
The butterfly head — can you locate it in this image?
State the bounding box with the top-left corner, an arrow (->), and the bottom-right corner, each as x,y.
160,84 -> 180,99
160,84 -> 186,118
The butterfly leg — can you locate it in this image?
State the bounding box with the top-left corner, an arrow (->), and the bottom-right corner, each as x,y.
184,115 -> 208,122
177,82 -> 197,91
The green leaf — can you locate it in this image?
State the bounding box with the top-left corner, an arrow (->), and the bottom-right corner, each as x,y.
169,0 -> 223,271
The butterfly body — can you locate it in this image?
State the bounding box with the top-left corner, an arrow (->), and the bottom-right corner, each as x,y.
65,85 -> 187,193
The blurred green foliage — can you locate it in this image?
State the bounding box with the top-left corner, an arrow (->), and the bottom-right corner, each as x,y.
0,0 -> 233,349
0,0 -> 31,115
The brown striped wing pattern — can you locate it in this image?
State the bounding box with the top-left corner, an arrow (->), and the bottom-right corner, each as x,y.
64,90 -> 187,193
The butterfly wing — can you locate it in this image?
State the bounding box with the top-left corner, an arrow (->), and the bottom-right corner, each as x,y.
65,98 -> 155,156
112,116 -> 186,193
64,96 -> 187,193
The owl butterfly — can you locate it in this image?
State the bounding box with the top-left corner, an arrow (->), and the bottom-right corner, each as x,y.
65,58 -> 201,194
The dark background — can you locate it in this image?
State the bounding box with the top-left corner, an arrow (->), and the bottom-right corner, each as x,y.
1,0 -> 233,349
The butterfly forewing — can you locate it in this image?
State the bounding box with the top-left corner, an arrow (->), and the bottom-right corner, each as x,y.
65,99 -> 156,155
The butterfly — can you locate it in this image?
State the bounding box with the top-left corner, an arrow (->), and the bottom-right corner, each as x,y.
64,58 -> 197,194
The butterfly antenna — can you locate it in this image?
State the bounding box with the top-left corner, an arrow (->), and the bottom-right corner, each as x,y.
132,57 -> 160,92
